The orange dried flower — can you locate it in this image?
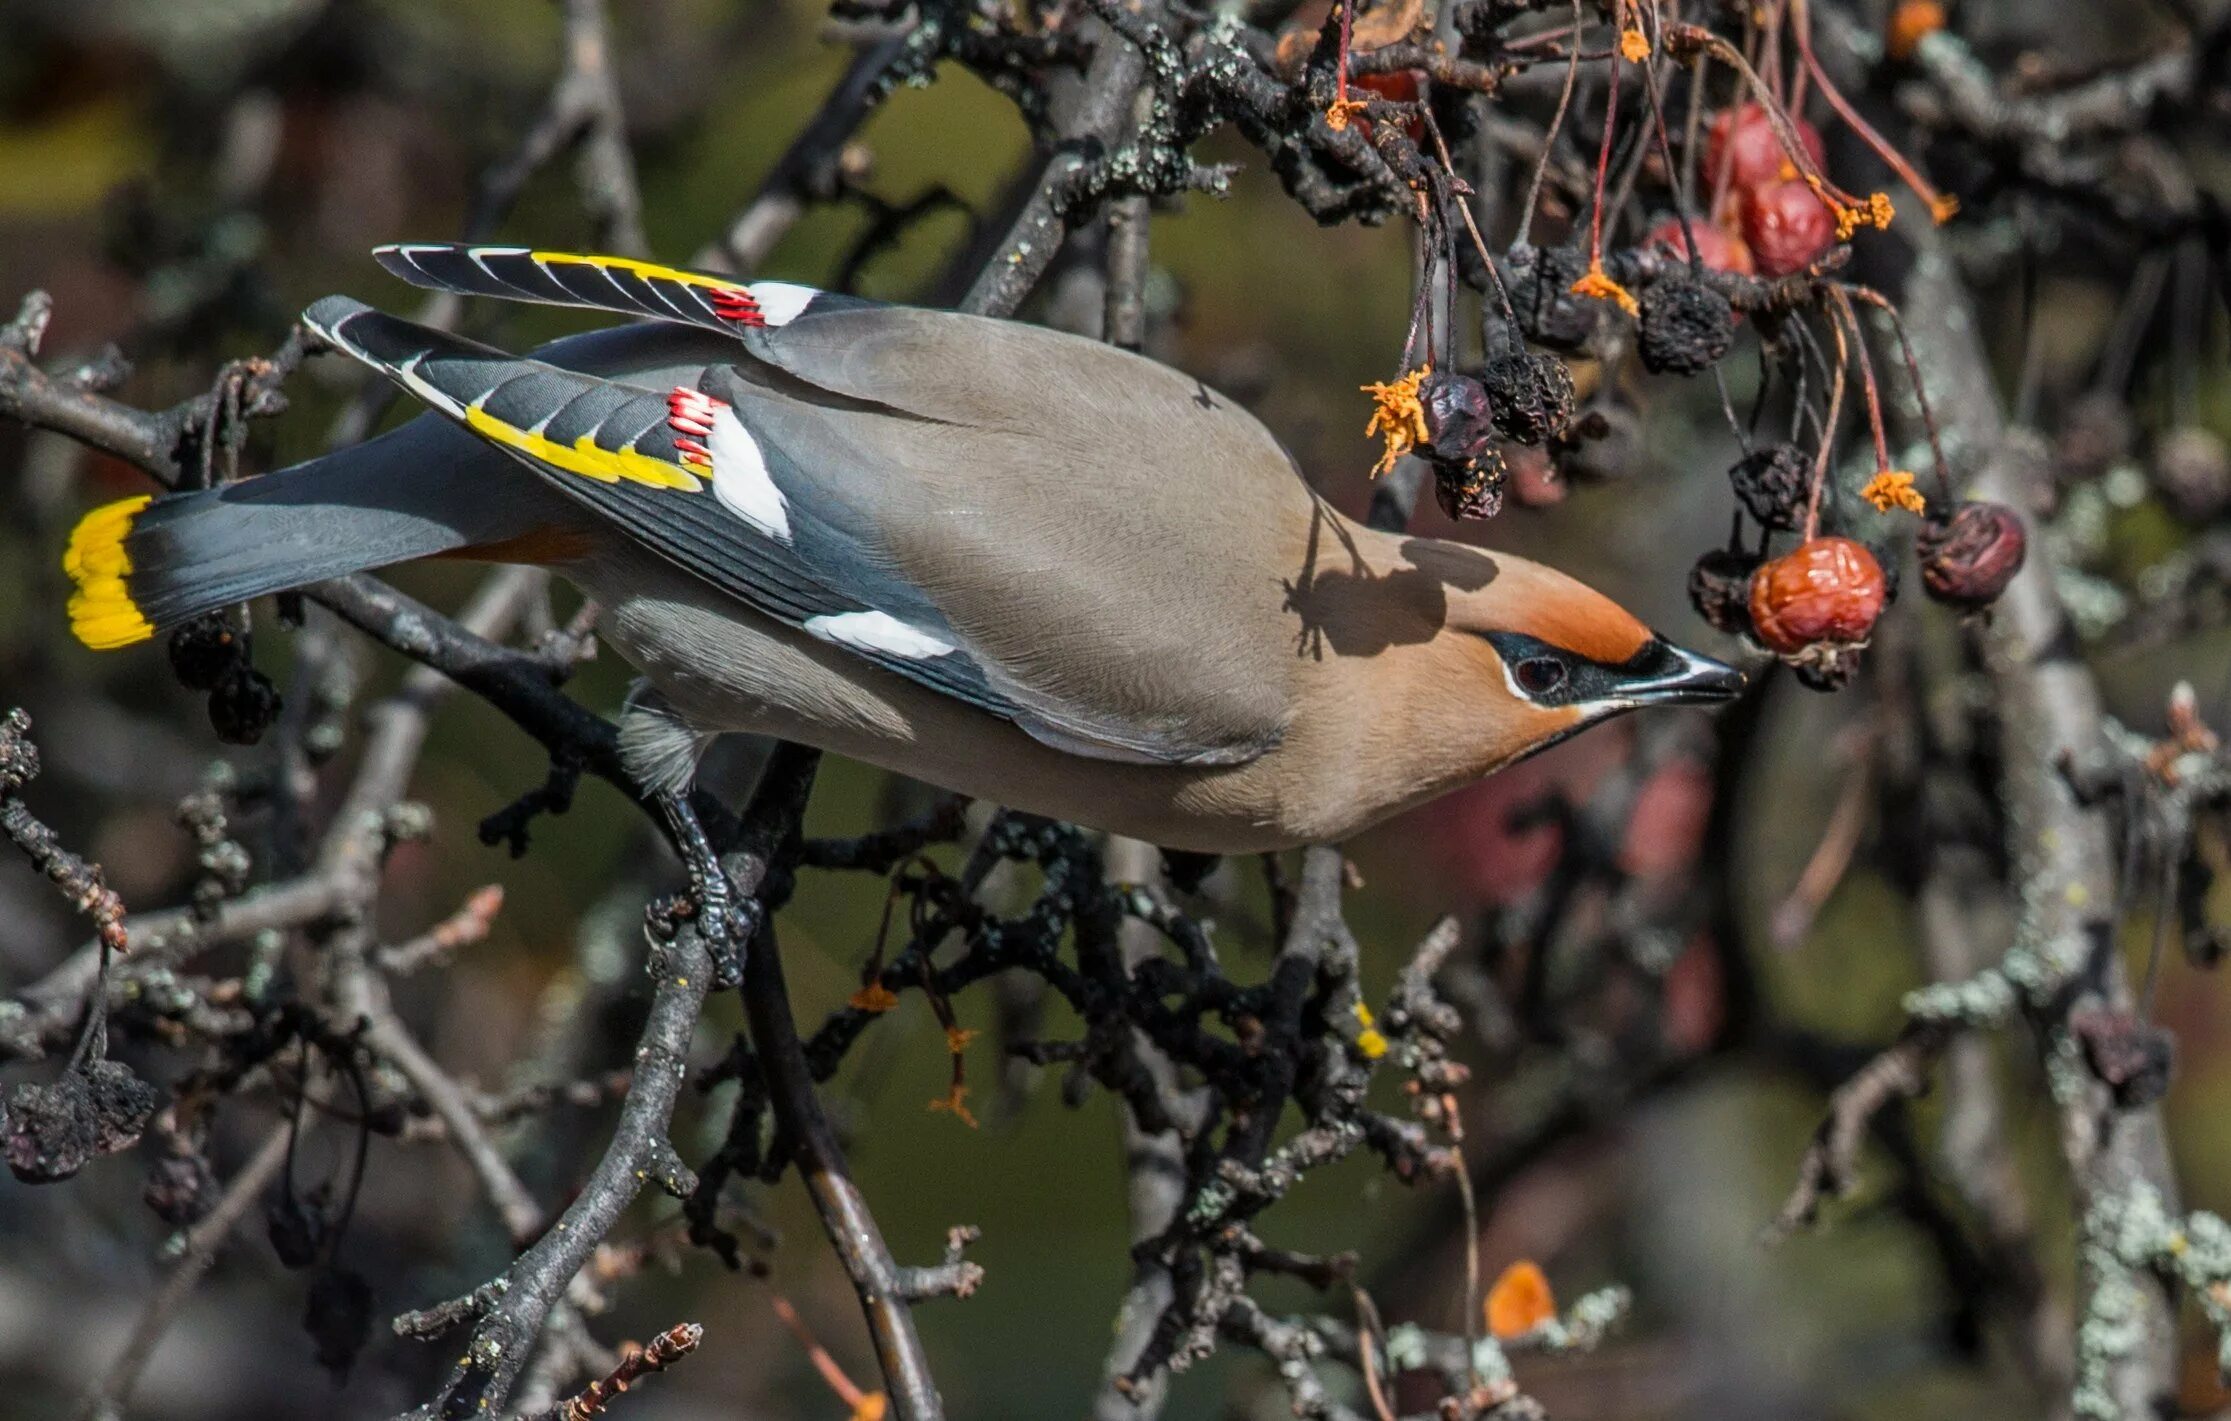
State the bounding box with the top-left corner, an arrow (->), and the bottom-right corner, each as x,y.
852,1393 -> 889,1421
1886,0 -> 1946,62
945,1026 -> 979,1053
1861,470 -> 1927,514
1808,177 -> 1895,240
1486,1260 -> 1556,1338
1326,97 -> 1369,132
849,983 -> 899,1013
1619,27 -> 1650,63
1569,263 -> 1640,317
928,1084 -> 978,1128
1362,366 -> 1432,476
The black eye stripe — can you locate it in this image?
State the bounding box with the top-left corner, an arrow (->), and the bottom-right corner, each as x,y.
1479,630 -> 1674,706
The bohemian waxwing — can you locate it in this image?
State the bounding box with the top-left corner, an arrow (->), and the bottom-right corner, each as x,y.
63,244 -> 1742,873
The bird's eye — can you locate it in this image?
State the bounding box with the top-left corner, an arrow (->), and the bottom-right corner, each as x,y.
1513,657 -> 1567,697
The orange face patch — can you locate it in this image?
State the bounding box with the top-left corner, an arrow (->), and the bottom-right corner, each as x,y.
1412,540 -> 1653,666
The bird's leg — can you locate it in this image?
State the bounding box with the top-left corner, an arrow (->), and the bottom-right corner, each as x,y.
653,789 -> 760,989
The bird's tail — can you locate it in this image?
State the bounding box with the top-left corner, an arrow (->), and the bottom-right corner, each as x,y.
63,413 -> 572,650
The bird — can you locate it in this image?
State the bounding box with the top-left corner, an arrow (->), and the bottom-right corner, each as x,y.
62,244 -> 1742,890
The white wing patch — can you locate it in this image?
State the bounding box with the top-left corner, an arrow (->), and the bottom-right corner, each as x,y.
804,610 -> 957,659
747,281 -> 817,327
708,406 -> 792,543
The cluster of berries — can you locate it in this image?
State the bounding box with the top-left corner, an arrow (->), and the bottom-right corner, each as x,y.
1644,104 -> 1839,280
1691,442 -> 2030,688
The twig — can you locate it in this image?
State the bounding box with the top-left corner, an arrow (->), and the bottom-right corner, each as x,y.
400,747 -> 816,1420
75,1125 -> 295,1419
741,900 -> 952,1421
521,1322 -> 703,1421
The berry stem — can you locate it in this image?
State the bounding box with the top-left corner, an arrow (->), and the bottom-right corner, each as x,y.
1830,287 -> 1894,482
1803,311 -> 1849,541
1515,0 -> 1588,250
1845,282 -> 1954,503
1583,11 -> 1626,279
1788,0 -> 1956,220
1336,0 -> 1354,110
1423,107 -> 1518,324
1670,25 -> 1859,208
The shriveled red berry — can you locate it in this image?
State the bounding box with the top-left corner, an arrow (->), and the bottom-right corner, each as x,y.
1706,104 -> 1826,196
1747,536 -> 1887,655
1642,217 -> 1754,276
1916,501 -> 2027,609
1418,371 -> 1496,470
1742,181 -> 1838,278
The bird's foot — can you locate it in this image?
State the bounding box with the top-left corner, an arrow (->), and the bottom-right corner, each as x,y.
653,789 -> 757,990
686,874 -> 760,989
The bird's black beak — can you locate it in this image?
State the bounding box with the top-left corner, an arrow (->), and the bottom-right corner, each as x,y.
1625,637 -> 1746,706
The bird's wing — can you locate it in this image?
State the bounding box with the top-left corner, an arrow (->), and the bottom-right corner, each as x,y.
371,242 -> 866,341
712,305 -> 1315,762
300,295 -> 1292,765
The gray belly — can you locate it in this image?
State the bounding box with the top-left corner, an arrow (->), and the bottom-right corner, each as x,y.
566,553 -> 1300,851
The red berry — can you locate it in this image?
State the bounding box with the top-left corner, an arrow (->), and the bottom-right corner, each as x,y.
1706,103 -> 1826,196
1352,70 -> 1425,141
1741,180 -> 1838,277
1747,536 -> 1886,655
1507,445 -> 1565,507
1642,217 -> 1754,276
1353,69 -> 1420,103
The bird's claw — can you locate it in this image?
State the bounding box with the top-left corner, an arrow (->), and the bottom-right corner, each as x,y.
689,876 -> 760,989
651,788 -> 759,988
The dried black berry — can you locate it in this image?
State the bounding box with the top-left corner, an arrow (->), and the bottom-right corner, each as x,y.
1418,372 -> 1496,469
208,665 -> 282,745
167,615 -> 242,692
1729,443 -> 1810,531
1637,278 -> 1736,376
305,1266 -> 374,1378
1505,245 -> 1598,351
1482,351 -> 1575,446
1433,447 -> 1509,521
83,1057 -> 158,1155
3,1073 -> 97,1184
267,1188 -> 330,1269
1688,547 -> 1760,637
145,1153 -> 220,1227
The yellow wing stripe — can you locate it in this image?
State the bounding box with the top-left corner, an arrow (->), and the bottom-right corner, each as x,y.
527,251 -> 741,295
64,494 -> 155,649
462,406 -> 704,493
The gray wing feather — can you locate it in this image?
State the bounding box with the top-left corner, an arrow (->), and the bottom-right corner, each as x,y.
303,294 -> 1298,767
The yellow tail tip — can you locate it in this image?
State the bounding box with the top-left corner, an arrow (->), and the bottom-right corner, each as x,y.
63,494 -> 155,650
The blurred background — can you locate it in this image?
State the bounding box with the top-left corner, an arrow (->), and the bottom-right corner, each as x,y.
0,0 -> 2227,1417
